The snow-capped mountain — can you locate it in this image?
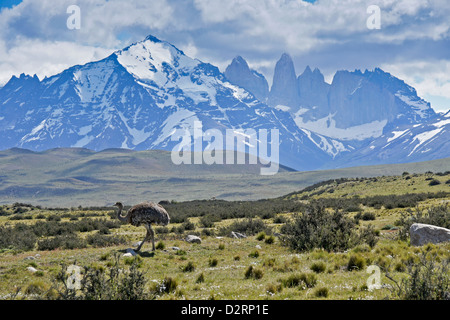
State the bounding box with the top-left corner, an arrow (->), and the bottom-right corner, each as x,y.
224,55 -> 448,167
0,35 -> 448,171
329,110 -> 450,168
0,35 -> 351,171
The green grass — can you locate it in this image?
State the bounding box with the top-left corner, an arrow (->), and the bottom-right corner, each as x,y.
0,171 -> 449,300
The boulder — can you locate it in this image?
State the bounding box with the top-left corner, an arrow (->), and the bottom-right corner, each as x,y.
186,235 -> 202,244
27,267 -> 38,273
410,223 -> 450,246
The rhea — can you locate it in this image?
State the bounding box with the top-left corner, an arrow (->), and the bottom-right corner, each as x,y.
113,201 -> 170,252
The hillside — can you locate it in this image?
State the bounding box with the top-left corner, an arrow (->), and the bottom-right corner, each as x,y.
0,147 -> 448,207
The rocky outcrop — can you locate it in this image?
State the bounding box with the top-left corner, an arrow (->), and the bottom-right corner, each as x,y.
268,53 -> 299,110
297,66 -> 330,117
225,56 -> 269,103
409,223 -> 450,246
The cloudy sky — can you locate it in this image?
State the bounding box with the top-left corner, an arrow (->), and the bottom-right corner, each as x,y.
0,0 -> 449,112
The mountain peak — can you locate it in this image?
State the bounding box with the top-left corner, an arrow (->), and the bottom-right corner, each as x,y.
225,55 -> 269,102
144,34 -> 163,43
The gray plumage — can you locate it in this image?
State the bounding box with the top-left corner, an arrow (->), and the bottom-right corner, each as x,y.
113,201 -> 170,251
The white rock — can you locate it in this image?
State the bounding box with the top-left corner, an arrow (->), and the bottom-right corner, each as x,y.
255,245 -> 262,249
122,253 -> 133,257
186,235 -> 202,244
410,223 -> 450,246
125,248 -> 137,256
27,267 -> 38,273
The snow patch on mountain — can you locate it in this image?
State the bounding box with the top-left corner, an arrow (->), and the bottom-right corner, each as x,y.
408,127 -> 444,156
294,113 -> 387,141
152,108 -> 198,148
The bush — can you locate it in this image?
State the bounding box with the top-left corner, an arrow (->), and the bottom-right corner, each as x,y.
280,204 -> 363,252
0,224 -> 37,251
219,218 -> 272,236
428,179 -> 441,186
38,234 -> 86,251
387,252 -> 449,300
53,256 -> 149,300
86,233 -> 126,248
396,205 -> 450,241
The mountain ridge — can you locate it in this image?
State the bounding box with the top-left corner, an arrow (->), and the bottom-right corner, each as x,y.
0,35 -> 448,171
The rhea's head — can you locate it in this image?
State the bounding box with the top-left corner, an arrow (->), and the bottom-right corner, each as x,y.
113,202 -> 123,208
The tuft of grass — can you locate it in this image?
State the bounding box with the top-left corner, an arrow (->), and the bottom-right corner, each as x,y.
265,235 -> 275,244
244,266 -> 264,280
181,261 -> 195,272
347,254 -> 366,271
256,232 -> 266,241
156,241 -> 165,250
208,258 -> 218,267
310,261 -> 327,273
314,287 -> 329,298
248,250 -> 260,258
196,273 -> 205,284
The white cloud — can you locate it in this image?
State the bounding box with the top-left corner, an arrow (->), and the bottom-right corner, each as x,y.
0,0 -> 449,113
0,38 -> 113,85
381,59 -> 450,112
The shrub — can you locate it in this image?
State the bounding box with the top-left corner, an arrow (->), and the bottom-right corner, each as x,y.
280,204 -> 363,252
273,215 -> 287,224
310,261 -> 327,273
53,257 -> 149,300
396,205 -> 450,241
0,224 -> 37,251
387,252 -> 449,300
86,233 -> 126,248
428,179 -> 441,186
361,212 -> 376,221
219,218 -> 272,237
37,234 -> 86,251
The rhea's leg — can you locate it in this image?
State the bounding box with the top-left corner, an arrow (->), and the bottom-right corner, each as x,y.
149,225 -> 155,251
136,226 -> 150,252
